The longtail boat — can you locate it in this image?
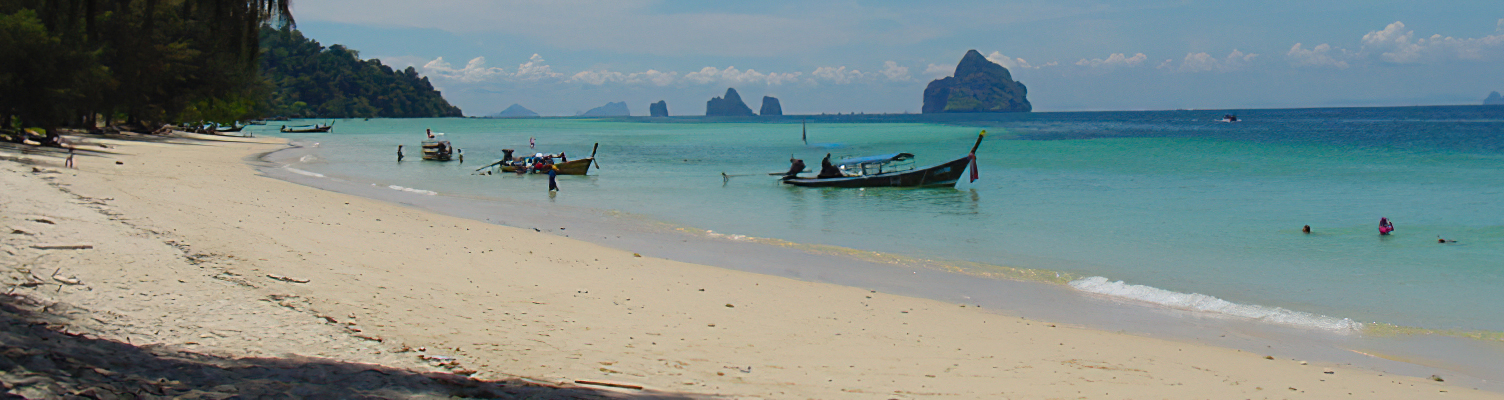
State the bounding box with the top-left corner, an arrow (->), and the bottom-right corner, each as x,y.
478,143 -> 599,175
422,135 -> 454,161
781,131 -> 984,188
280,122 -> 333,133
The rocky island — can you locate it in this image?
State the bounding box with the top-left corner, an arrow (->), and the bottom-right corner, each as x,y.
706,88 -> 756,116
581,101 -> 630,117
923,49 -> 1031,113
1486,91 -> 1504,105
492,103 -> 539,118
760,96 -> 783,116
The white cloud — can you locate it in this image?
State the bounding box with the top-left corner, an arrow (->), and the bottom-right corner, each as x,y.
1175,50 -> 1257,73
880,61 -> 910,81
1307,20 -> 1504,65
985,51 -> 1038,69
683,66 -> 801,86
1286,43 -> 1350,68
811,66 -> 866,84
923,63 -> 952,77
569,69 -> 681,86
422,57 -> 508,83
1075,53 -> 1148,68
513,54 -> 563,81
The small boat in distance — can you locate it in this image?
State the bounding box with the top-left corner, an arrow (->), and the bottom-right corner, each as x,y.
782,131 -> 984,188
280,122 -> 333,133
1222,114 -> 1239,122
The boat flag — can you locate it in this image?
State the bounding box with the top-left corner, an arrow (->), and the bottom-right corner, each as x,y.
529,137 -> 535,149
802,120 -> 807,145
969,154 -> 979,183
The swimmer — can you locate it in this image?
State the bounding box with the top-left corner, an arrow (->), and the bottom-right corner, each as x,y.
1437,235 -> 1456,243
1302,225 -> 1311,234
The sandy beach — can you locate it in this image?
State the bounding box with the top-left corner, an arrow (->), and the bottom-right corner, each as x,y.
2,133 -> 1499,399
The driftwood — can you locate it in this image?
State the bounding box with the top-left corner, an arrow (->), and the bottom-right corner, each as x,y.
573,380 -> 643,390
266,274 -> 309,283
31,243 -> 94,250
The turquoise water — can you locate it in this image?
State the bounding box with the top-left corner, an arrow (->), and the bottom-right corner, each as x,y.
265,106 -> 1504,335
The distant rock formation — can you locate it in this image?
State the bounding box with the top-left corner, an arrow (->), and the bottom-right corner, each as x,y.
922,49 -> 1031,113
581,101 -> 630,117
1486,91 -> 1504,105
760,96 -> 783,116
492,103 -> 539,118
650,100 -> 669,117
705,88 -> 756,116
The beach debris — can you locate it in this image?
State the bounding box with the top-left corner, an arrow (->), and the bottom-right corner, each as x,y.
1323,368 -> 1334,374
51,274 -> 81,285
1299,361 -> 1308,365
27,216 -> 56,224
724,304 -> 734,308
1264,356 -> 1274,360
1430,374 -> 1444,382
633,253 -> 642,257
573,380 -> 643,390
9,226 -> 37,235
267,274 -> 309,283
115,160 -> 123,165
31,242 -> 94,250
354,334 -> 383,342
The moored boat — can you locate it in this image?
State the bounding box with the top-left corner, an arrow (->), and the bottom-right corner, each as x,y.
480,143 -> 599,175
280,122 -> 333,133
421,137 -> 454,161
781,131 -> 984,188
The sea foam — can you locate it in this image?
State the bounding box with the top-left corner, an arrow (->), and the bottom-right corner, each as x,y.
283,167 -> 325,178
1068,276 -> 1363,333
387,185 -> 437,195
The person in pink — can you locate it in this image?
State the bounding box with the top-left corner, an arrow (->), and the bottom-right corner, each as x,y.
1378,217 -> 1394,235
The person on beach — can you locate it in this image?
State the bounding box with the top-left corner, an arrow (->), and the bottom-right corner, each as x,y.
547,165 -> 560,192
426,129 -> 434,139
1379,217 -> 1394,235
817,153 -> 843,179
65,146 -> 75,169
457,148 -> 463,163
1302,225 -> 1311,234
397,145 -> 404,162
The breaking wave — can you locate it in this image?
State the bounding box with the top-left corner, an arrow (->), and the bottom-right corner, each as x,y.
1068,276 -> 1363,333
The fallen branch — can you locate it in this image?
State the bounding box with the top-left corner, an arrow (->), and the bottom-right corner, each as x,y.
31,243 -> 93,250
266,274 -> 309,283
573,380 -> 643,390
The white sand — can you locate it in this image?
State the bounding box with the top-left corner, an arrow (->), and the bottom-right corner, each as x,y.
1,133 -> 1497,399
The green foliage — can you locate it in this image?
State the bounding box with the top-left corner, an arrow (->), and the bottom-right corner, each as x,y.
259,26 -> 463,118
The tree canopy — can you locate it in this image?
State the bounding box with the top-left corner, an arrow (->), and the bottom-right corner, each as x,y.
259,26 -> 462,119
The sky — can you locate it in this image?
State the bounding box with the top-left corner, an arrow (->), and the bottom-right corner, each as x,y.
288,0 -> 1504,116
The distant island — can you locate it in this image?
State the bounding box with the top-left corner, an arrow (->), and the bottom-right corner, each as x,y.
491,104 -> 539,118
922,49 -> 1031,113
260,26 -> 463,118
706,88 -> 756,116
581,101 -> 630,117
760,96 -> 782,116
1487,91 -> 1504,106
650,100 -> 669,117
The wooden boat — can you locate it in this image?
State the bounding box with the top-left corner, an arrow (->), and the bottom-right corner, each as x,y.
782,131 -> 984,188
421,138 -> 454,161
280,123 -> 332,133
481,143 -> 598,175
214,124 -> 244,133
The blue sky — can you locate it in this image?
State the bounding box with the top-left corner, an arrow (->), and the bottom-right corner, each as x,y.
290,0 -> 1504,116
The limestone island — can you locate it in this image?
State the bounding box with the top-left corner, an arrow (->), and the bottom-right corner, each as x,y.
581,101 -> 630,117
650,100 -> 669,117
1486,91 -> 1504,105
760,96 -> 783,116
923,49 -> 1031,113
491,103 -> 539,118
706,88 -> 756,117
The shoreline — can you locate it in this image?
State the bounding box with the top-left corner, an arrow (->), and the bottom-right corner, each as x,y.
3,133 -> 1501,398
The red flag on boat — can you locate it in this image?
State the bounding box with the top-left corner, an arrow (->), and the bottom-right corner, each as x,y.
968,154 -> 979,183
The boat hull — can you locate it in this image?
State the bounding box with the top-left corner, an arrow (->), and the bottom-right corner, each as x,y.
782,155 -> 971,188
499,158 -> 594,175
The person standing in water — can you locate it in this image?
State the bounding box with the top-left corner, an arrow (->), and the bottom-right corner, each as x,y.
547,165 -> 560,192
396,145 -> 404,162
1302,225 -> 1311,234
1379,217 -> 1394,235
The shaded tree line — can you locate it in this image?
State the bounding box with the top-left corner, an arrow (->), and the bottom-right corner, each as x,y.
0,0 -> 293,141
259,26 -> 463,119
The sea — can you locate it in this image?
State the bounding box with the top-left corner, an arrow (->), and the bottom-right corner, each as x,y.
257,105 -> 1504,386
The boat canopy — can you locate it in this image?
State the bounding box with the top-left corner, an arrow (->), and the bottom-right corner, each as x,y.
835,153 -> 914,167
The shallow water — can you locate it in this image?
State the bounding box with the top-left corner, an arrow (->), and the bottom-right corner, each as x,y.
263,106 -> 1504,339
